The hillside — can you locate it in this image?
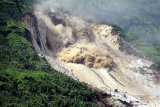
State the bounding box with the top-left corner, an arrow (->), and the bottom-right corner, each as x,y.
1,0 -> 160,107
22,2 -> 160,107
0,1 -> 112,107
44,0 -> 160,66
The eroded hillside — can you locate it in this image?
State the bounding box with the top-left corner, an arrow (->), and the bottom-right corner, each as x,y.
22,5 -> 160,107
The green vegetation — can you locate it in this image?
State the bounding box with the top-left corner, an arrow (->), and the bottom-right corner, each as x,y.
119,3 -> 160,67
112,23 -> 160,69
124,30 -> 160,67
0,1 -> 100,106
0,68 -> 97,107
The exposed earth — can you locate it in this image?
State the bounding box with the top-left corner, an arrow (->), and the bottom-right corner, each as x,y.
22,5 -> 160,107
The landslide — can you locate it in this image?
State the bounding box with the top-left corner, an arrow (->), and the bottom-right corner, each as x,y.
22,6 -> 160,106
0,1 -> 123,107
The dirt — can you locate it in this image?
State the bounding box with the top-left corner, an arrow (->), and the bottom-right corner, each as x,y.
23,6 -> 160,107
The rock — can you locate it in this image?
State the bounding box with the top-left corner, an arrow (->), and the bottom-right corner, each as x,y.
85,62 -> 94,68
84,55 -> 95,62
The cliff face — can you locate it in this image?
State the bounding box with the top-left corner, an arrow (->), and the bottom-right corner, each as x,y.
22,7 -> 160,107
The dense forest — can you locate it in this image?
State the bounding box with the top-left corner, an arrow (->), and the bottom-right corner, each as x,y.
0,0 -> 106,106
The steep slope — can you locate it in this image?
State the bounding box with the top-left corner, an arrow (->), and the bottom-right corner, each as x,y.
0,1 -> 126,107
23,6 -> 160,107
40,0 -> 160,65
